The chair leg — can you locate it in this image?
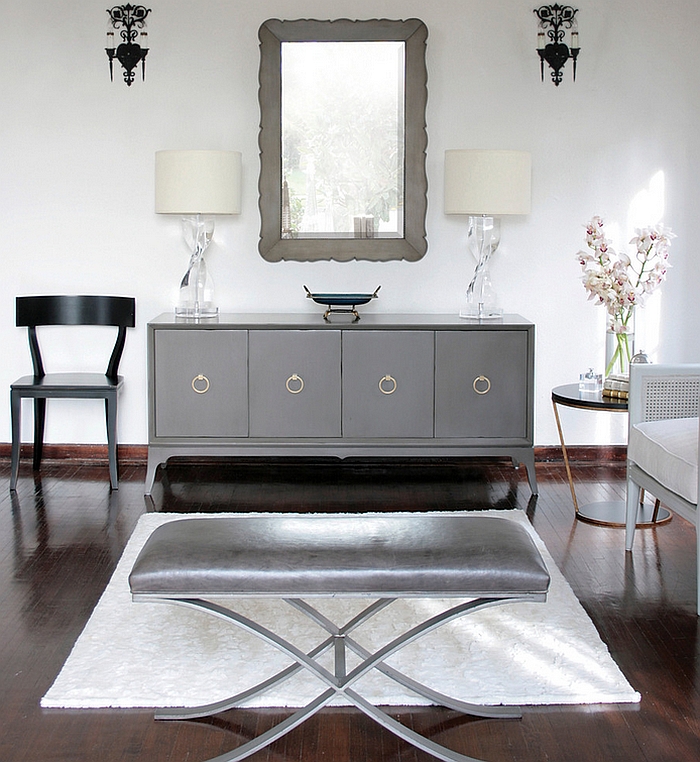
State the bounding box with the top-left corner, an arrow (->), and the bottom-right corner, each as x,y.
10,391 -> 22,491
105,396 -> 119,490
32,398 -> 46,471
696,526 -> 700,617
625,476 -> 641,551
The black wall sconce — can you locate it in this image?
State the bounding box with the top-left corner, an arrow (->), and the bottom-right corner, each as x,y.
534,4 -> 580,86
106,5 -> 151,86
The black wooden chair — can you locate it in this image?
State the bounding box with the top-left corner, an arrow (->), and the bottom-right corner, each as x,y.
10,295 -> 136,491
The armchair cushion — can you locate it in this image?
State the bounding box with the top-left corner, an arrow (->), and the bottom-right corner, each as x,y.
629,417 -> 699,504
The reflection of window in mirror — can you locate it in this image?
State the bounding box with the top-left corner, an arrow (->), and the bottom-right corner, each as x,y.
281,41 -> 405,240
258,18 -> 428,262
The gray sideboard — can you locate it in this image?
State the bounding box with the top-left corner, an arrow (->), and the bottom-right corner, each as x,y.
145,313 -> 537,495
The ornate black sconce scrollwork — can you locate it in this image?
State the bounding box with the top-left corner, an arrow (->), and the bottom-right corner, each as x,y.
534,4 -> 579,86
106,5 -> 151,86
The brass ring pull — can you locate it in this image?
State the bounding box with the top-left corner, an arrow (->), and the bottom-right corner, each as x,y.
379,374 -> 397,395
191,374 -> 210,394
473,375 -> 491,395
286,373 -> 304,394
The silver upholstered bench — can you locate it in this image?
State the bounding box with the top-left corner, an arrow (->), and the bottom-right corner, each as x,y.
129,514 -> 550,762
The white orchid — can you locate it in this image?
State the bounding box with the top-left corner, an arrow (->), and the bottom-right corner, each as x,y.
577,217 -> 674,375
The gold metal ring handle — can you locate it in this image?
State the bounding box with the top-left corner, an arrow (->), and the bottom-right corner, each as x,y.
379,374 -> 397,395
473,375 -> 491,395
285,374 -> 304,394
191,374 -> 210,394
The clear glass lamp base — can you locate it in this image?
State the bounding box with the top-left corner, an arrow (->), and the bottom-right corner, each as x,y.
460,278 -> 503,318
460,216 -> 503,320
175,304 -> 219,319
459,304 -> 503,320
175,216 -> 219,320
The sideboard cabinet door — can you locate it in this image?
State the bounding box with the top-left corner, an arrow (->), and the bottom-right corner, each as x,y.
249,330 -> 341,437
153,329 -> 248,438
435,331 -> 529,438
342,331 -> 434,438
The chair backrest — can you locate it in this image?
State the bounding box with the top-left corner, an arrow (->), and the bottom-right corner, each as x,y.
628,363 -> 700,425
16,295 -> 136,381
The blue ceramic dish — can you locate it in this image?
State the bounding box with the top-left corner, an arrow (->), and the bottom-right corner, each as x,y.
304,285 -> 380,319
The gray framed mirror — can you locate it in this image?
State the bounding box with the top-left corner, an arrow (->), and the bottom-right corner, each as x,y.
258,18 -> 428,262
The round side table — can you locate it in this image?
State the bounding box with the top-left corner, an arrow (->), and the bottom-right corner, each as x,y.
551,383 -> 671,527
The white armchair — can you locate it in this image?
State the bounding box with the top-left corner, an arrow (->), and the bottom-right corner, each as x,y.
625,363 -> 700,615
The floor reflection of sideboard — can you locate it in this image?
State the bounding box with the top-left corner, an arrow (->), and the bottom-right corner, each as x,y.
145,313 -> 536,496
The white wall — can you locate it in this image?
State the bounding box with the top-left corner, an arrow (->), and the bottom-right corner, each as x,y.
1,0 -> 698,449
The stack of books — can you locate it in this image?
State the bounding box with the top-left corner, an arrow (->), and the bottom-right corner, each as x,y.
603,373 -> 629,400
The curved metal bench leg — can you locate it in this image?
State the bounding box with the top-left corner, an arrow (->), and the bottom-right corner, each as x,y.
155,634 -> 336,721
344,636 -> 521,719
347,688 -> 489,762
202,688 -> 336,762
288,598 -> 520,719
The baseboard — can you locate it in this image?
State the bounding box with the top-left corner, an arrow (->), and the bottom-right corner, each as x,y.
0,443 -> 626,466
535,445 -> 627,463
0,443 -> 148,465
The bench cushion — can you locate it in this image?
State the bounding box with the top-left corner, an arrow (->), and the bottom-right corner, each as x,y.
629,417 -> 699,504
129,515 -> 550,599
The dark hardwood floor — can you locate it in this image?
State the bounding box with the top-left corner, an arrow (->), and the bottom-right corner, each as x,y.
1,456 -> 699,761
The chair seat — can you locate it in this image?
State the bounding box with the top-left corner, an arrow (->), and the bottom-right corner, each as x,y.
629,417 -> 699,504
12,373 -> 123,393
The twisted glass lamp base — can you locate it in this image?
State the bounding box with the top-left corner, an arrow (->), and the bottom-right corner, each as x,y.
175,215 -> 218,320
460,216 -> 503,320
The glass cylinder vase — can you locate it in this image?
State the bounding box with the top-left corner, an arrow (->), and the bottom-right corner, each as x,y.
605,324 -> 635,378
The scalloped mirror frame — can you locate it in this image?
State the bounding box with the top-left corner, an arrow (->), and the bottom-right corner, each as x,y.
258,18 -> 428,262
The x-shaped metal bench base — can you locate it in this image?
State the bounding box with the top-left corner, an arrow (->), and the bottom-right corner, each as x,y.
144,595 -> 530,762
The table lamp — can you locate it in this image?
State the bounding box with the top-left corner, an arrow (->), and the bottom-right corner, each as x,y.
444,149 -> 531,319
155,150 -> 242,318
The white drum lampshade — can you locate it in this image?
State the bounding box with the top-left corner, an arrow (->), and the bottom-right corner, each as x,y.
444,149 -> 531,216
155,150 -> 242,215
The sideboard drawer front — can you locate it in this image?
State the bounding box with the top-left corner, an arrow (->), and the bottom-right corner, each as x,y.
342,331 -> 434,438
154,329 -> 248,438
249,330 -> 341,437
435,331 -> 529,438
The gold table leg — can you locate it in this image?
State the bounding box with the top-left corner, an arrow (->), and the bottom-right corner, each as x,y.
551,396 -> 670,527
552,399 -> 579,514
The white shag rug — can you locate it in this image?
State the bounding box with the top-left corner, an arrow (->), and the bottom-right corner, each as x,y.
42,510 -> 641,709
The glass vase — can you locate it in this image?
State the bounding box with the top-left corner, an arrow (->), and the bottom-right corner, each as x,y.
605,326 -> 635,378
